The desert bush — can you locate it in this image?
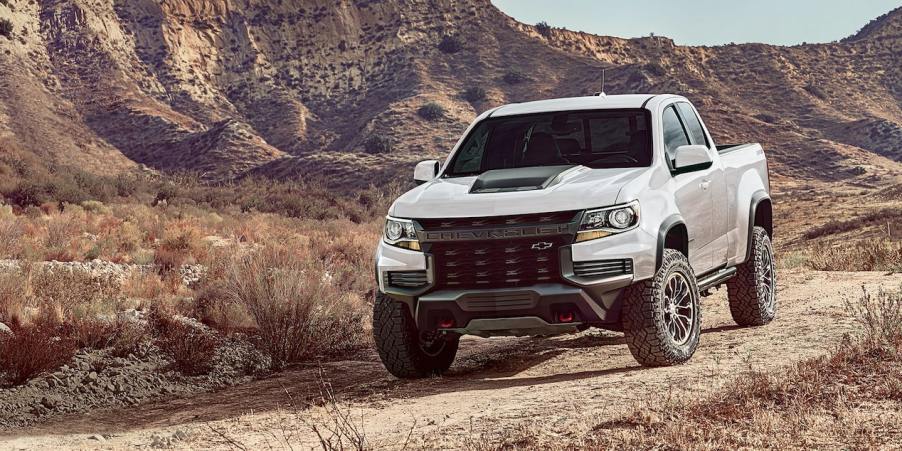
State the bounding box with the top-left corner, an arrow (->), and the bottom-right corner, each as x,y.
417,102 -> 445,121
462,86 -> 487,102
535,21 -> 552,37
363,135 -> 393,154
0,19 -> 12,39
806,238 -> 902,272
0,320 -> 77,387
153,312 -> 219,376
0,217 -> 23,258
108,320 -> 148,358
437,34 -> 462,54
845,284 -> 902,344
224,248 -> 366,369
503,70 -> 528,85
803,208 -> 902,240
804,82 -> 827,100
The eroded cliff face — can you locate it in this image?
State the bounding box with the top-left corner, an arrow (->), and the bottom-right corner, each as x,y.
0,0 -> 899,185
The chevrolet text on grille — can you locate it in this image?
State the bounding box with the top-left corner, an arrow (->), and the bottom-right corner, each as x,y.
421,224 -> 573,242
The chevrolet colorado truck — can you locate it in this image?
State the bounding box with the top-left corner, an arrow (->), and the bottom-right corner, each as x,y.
373,94 -> 775,378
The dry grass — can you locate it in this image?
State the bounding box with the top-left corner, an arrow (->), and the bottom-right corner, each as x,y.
806,238 -> 902,272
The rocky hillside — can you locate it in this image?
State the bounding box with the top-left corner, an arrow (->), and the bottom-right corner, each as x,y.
0,0 -> 899,188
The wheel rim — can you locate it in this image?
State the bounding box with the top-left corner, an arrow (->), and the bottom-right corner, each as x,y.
663,272 -> 695,345
757,241 -> 776,316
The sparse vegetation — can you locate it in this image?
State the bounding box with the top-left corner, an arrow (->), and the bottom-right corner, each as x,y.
417,102 -> 446,121
437,34 -> 463,54
0,19 -> 12,40
462,86 -> 487,102
503,70 -> 528,85
806,238 -> 901,272
535,21 -> 552,37
0,320 -> 77,387
363,135 -> 393,154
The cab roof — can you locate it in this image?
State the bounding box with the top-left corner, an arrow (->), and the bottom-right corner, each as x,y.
489,94 -> 679,117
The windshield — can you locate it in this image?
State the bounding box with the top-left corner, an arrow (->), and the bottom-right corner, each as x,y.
445,109 -> 651,177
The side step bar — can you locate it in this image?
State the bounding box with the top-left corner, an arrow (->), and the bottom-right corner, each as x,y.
697,267 -> 737,293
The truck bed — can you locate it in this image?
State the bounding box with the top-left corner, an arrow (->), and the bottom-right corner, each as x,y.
716,143 -> 759,154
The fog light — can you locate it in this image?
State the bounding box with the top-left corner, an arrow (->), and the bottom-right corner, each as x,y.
558,311 -> 575,323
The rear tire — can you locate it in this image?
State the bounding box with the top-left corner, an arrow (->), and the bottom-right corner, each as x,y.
372,291 -> 458,378
727,226 -> 776,326
622,249 -> 701,367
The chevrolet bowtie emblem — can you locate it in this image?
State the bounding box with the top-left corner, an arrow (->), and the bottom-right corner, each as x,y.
531,242 -> 553,250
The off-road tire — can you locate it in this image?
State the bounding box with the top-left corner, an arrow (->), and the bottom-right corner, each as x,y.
373,291 -> 458,378
622,249 -> 701,367
727,226 -> 776,326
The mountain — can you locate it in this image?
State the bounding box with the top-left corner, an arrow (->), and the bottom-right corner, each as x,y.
0,0 -> 899,189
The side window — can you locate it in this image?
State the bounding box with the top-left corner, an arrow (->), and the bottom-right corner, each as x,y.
662,106 -> 689,164
676,103 -> 709,148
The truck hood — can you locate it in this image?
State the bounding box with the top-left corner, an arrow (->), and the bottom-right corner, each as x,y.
390,166 -> 646,218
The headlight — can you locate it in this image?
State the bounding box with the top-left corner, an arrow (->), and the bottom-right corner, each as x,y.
383,217 -> 421,250
575,201 -> 640,242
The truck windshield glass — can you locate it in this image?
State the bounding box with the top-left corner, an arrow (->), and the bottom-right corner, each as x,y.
446,109 -> 651,177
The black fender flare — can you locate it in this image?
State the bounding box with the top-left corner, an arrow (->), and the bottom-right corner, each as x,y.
656,214 -> 687,271
742,191 -> 772,264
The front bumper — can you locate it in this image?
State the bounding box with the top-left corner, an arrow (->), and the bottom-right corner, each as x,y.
375,226 -> 656,336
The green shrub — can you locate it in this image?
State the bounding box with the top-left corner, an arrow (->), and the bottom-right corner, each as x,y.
438,34 -> 463,54
363,135 -> 393,154
463,86 -> 487,102
417,102 -> 445,121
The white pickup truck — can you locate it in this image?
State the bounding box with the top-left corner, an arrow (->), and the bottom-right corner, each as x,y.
373,94 -> 775,378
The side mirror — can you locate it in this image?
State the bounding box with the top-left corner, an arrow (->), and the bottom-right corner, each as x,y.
414,160 -> 440,185
673,145 -> 713,172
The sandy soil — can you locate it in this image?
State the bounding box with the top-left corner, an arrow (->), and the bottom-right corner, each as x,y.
2,270 -> 900,450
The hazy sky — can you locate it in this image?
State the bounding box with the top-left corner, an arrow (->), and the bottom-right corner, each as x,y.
491,0 -> 900,46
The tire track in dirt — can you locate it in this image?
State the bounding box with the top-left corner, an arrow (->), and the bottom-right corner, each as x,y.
3,271 -> 900,449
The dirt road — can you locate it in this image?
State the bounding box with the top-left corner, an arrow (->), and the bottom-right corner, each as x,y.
3,270 -> 900,449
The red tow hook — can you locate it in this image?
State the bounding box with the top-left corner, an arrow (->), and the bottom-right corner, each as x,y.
438,319 -> 455,329
558,311 -> 575,323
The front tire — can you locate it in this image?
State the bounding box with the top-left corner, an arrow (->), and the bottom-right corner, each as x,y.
622,249 -> 701,367
372,291 -> 458,378
727,226 -> 776,326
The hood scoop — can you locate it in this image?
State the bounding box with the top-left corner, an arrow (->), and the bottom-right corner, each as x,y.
469,165 -> 581,194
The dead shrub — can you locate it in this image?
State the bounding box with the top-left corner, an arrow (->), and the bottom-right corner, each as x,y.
225,248 -> 366,369
152,312 -> 218,376
108,320 -> 148,358
0,320 -> 77,387
845,283 -> 902,344
0,271 -> 26,323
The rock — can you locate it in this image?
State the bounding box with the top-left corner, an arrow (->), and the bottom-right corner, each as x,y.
40,397 -> 55,409
88,434 -> 105,442
0,322 -> 11,335
87,372 -> 98,382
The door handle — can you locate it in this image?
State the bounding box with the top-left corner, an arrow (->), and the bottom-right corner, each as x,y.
699,180 -> 711,190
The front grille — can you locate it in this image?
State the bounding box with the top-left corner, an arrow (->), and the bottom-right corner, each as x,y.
386,271 -> 428,288
573,259 -> 633,278
429,237 -> 567,289
417,211 -> 579,231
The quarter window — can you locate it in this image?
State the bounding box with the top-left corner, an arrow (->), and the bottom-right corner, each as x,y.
662,106 -> 689,164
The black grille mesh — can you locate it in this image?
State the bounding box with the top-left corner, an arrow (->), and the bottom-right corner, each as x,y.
429,237 -> 567,289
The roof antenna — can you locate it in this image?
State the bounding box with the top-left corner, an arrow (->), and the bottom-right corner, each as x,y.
594,68 -> 607,97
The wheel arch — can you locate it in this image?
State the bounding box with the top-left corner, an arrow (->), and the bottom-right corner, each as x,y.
743,191 -> 772,263
656,214 -> 688,270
